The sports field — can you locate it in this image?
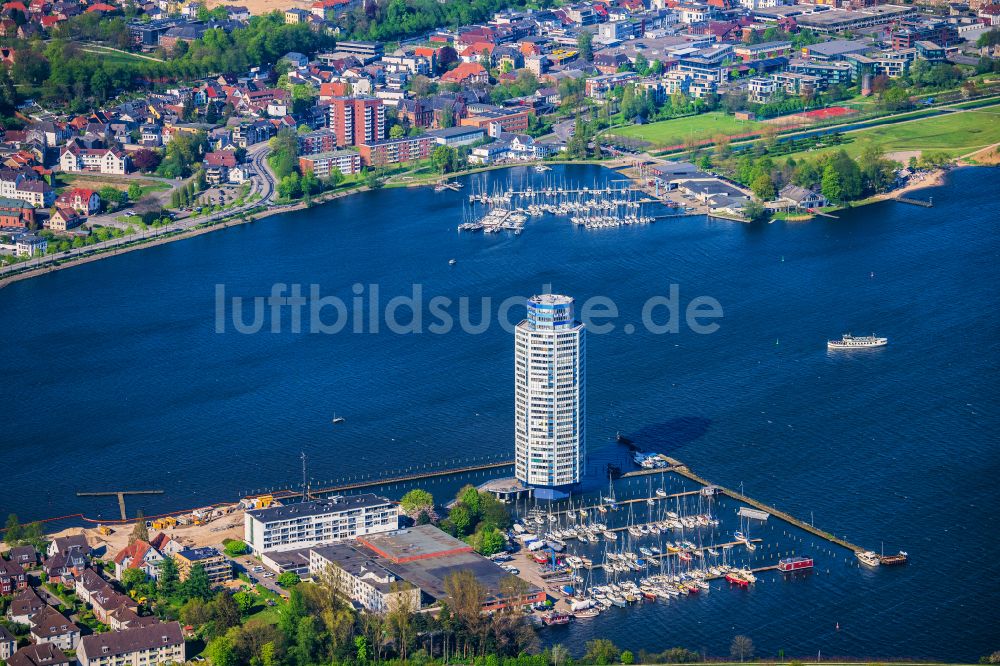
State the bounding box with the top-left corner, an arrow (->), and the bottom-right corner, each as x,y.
610,112 -> 763,149
784,104 -> 1000,161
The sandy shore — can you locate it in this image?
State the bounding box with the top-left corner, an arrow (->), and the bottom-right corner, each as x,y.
884,168 -> 947,199
0,512 -> 247,559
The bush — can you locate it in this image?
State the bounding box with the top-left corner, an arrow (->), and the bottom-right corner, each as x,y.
276,572 -> 300,588
223,540 -> 249,557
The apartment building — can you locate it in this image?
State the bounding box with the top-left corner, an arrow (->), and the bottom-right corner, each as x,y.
76,622 -> 184,666
244,495 -> 398,554
327,97 -> 386,147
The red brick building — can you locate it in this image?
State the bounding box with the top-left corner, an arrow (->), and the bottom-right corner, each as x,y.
327,97 -> 385,147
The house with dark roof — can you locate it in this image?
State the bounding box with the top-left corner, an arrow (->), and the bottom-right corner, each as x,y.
0,558 -> 28,594
8,544 -> 37,568
6,643 -> 70,666
77,622 -> 184,666
0,624 -> 15,662
7,586 -> 46,624
29,606 -> 79,651
778,184 -> 827,209
47,533 -> 90,558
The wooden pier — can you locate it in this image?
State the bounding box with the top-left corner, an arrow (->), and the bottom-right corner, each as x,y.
291,460 -> 515,500
661,456 -> 863,553
896,196 -> 933,207
538,488 -> 702,518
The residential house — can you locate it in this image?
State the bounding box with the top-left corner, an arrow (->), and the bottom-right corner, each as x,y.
7,586 -> 46,624
0,559 -> 27,593
29,606 -> 79,652
0,169 -> 54,208
9,545 -> 38,568
204,151 -> 238,185
43,546 -> 88,585
47,535 -> 90,559
59,145 -> 131,175
7,643 -> 71,666
55,188 -> 100,215
778,184 -> 827,209
148,533 -> 184,557
77,622 -> 184,666
0,625 -> 15,662
106,606 -> 160,633
15,233 -> 47,257
45,207 -> 82,232
440,62 -> 489,85
113,540 -> 163,582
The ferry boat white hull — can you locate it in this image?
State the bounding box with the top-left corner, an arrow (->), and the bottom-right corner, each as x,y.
828,333 -> 888,350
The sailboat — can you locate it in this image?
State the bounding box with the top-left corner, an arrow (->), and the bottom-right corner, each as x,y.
331,413 -> 345,424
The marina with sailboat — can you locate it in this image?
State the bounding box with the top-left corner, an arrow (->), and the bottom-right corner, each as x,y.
457,177 -> 689,233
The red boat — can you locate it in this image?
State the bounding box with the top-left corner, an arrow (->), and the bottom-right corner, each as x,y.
778,556 -> 814,572
725,573 -> 750,587
642,591 -> 657,601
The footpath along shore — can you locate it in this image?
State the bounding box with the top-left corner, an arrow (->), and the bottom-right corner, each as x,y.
0,157 -> 969,289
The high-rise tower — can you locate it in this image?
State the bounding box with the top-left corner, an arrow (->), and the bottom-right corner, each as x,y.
514,294 -> 585,499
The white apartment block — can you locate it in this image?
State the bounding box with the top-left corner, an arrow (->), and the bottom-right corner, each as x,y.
244,494 -> 398,554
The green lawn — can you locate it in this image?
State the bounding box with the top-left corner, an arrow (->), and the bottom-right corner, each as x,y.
609,112 -> 764,149
782,104 -> 1000,162
78,44 -> 164,64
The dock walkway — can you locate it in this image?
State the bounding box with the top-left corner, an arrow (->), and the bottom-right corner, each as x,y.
662,457 -> 862,553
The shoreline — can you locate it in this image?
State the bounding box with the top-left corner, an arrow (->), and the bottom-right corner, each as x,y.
0,163 -> 954,289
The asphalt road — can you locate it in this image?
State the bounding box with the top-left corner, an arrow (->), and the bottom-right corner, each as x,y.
0,143 -> 277,278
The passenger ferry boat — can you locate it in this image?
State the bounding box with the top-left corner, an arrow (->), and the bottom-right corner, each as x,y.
827,333 -> 888,350
777,556 -> 814,572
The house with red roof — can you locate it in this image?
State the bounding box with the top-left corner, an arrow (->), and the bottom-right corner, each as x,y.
113,540 -> 163,581
460,42 -> 496,63
84,2 -> 116,12
56,187 -> 100,215
45,206 -> 82,232
441,62 -> 489,85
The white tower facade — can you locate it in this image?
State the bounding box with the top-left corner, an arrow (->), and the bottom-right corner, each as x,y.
514,294 -> 586,494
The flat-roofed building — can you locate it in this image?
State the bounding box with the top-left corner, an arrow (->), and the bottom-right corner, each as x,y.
309,543 -> 420,613
174,547 -> 232,584
336,525 -> 545,612
299,150 -> 362,178
245,495 -> 398,554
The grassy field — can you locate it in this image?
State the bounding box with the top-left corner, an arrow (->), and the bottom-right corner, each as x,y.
58,174 -> 172,196
781,104 -> 1000,162
610,112 -> 763,148
78,44 -> 164,64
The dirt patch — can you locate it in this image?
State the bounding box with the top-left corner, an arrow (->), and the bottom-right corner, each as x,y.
36,514 -> 246,560
886,150 -> 922,164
